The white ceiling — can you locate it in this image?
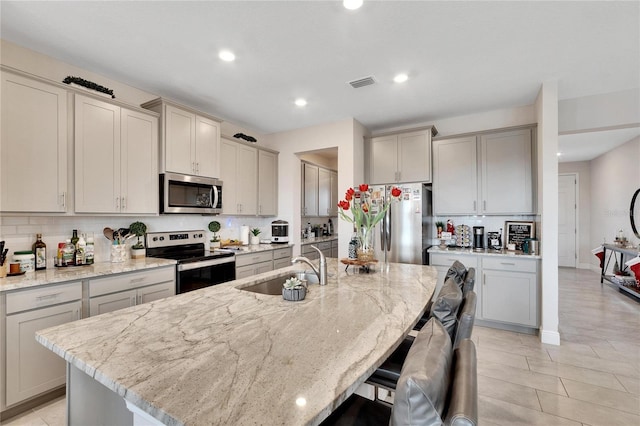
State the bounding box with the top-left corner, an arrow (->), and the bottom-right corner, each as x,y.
1,1 -> 639,160
558,126 -> 640,163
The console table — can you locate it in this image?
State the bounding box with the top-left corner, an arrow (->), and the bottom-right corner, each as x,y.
600,243 -> 640,300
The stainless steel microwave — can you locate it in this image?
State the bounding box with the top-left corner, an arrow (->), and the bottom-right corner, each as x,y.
160,173 -> 223,214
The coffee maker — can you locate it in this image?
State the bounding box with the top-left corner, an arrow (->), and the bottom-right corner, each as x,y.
473,226 -> 485,251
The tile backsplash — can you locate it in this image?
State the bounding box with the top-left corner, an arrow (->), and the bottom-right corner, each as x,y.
0,215 -> 278,265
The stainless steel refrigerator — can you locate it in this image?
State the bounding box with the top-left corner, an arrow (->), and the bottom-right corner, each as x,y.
371,183 -> 433,265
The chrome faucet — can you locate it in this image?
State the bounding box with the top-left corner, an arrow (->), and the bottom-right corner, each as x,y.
292,245 -> 327,285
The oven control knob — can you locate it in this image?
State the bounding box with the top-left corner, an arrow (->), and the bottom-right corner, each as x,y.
198,233 -> 203,238
159,236 -> 164,241
152,237 -> 158,241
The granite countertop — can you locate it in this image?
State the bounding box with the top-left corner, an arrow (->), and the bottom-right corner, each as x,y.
0,258 -> 177,293
36,259 -> 436,426
214,242 -> 294,255
300,235 -> 338,245
428,245 -> 542,260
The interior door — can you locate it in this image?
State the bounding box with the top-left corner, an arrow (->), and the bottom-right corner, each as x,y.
558,174 -> 577,267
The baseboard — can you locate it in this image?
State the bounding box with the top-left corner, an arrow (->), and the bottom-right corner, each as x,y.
540,329 -> 561,345
475,319 -> 538,335
0,386 -> 65,422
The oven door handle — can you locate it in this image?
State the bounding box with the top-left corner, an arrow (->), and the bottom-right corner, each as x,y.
177,257 -> 235,271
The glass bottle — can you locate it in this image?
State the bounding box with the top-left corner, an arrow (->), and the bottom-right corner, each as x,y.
71,229 -> 79,247
348,229 -> 359,259
85,234 -> 94,265
75,233 -> 86,265
33,234 -> 47,270
63,239 -> 75,266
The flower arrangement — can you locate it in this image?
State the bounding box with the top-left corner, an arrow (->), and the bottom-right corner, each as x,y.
250,228 -> 262,236
337,184 -> 402,260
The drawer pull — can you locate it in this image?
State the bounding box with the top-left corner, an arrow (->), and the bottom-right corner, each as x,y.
130,277 -> 146,284
36,292 -> 62,300
500,262 -> 516,266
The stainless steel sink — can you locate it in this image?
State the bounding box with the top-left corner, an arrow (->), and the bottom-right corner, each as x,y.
239,271 -> 319,295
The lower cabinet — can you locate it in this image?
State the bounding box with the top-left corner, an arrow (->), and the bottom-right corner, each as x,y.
236,251 -> 274,279
88,267 -> 175,316
5,281 -> 82,407
429,253 -> 479,300
236,247 -> 294,278
331,239 -> 339,258
302,241 -> 332,260
481,257 -> 538,327
273,247 -> 293,270
429,252 -> 539,329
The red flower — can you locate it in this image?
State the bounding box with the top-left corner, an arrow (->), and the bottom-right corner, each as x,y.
338,200 -> 350,210
359,184 -> 369,192
391,187 -> 402,197
345,188 -> 355,201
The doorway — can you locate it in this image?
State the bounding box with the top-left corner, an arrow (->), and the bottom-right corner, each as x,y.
558,173 -> 578,267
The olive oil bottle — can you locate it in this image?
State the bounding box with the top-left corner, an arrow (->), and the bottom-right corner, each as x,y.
33,233 -> 47,270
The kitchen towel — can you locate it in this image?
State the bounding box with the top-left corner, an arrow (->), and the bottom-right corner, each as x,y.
240,226 -> 250,245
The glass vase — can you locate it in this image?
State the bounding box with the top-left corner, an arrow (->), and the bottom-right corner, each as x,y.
356,227 -> 375,262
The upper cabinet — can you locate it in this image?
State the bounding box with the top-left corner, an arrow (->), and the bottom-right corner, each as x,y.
369,127 -> 437,184
258,149 -> 278,216
141,98 -> 221,179
302,162 -> 338,217
1,71 -> 68,213
75,94 -> 158,214
432,127 -> 534,216
220,137 -> 278,216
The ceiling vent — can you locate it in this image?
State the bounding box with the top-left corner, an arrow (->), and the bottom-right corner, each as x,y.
348,76 -> 376,89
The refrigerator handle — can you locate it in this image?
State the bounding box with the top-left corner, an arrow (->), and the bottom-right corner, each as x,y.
386,197 -> 392,251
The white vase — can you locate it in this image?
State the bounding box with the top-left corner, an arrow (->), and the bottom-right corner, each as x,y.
210,241 -> 221,250
130,247 -> 146,260
250,235 -> 261,245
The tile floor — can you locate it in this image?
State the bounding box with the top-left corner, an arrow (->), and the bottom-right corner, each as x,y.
3,267 -> 639,425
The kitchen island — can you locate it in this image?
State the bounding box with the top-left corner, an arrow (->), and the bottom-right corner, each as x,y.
36,259 -> 436,425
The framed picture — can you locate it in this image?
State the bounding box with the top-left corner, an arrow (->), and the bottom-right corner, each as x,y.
505,221 -> 535,251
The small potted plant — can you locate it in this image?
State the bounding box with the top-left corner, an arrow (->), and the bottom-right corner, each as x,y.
208,221 -> 221,249
129,221 -> 147,259
435,221 -> 444,238
250,228 -> 261,245
282,276 -> 307,301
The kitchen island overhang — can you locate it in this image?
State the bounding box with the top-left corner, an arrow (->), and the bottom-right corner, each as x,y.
36,259 -> 437,425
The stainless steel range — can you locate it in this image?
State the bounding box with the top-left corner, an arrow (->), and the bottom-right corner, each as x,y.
146,230 -> 235,294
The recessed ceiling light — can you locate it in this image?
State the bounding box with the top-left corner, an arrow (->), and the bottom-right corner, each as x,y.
393,73 -> 409,83
557,152 -> 562,157
343,0 -> 363,10
219,50 -> 235,62
295,98 -> 307,107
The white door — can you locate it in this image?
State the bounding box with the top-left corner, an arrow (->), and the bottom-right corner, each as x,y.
558,174 -> 577,267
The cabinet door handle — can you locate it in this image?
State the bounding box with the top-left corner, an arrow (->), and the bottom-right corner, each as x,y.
196,162 -> 200,174
74,308 -> 80,320
138,294 -> 142,304
192,162 -> 196,173
473,201 -> 476,211
483,200 -> 486,211
116,197 -> 120,209
500,262 -> 516,266
131,295 -> 137,306
121,197 -> 126,210
60,192 -> 66,208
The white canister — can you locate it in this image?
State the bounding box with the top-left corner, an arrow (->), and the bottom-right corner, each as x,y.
13,251 -> 35,272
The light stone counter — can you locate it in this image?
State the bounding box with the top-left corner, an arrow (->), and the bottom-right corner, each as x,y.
213,242 -> 294,255
0,258 -> 177,293
428,245 -> 542,260
36,259 -> 436,426
300,235 -> 338,245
